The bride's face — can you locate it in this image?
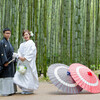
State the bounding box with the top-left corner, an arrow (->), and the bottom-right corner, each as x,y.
23,32 -> 30,41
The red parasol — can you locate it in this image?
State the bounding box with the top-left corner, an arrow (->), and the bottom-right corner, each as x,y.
69,63 -> 100,93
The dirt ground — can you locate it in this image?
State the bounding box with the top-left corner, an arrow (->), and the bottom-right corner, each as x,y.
0,82 -> 100,100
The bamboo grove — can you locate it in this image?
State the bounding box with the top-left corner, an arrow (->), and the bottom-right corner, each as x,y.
0,0 -> 100,77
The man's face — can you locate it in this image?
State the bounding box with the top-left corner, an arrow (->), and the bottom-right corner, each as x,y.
3,31 -> 11,40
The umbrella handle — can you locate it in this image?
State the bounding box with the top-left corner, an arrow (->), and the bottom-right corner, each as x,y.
87,71 -> 92,76
67,71 -> 70,75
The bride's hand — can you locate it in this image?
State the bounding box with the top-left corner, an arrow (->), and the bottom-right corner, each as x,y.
19,57 -> 26,62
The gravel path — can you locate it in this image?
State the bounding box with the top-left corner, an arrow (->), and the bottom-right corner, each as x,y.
0,82 -> 100,100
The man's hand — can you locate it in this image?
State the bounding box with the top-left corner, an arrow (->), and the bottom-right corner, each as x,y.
19,57 -> 26,62
4,62 -> 9,67
13,53 -> 19,59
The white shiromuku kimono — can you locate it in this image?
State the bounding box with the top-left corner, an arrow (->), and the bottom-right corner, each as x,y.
13,40 -> 39,91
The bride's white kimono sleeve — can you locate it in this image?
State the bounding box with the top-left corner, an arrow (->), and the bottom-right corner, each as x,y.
24,42 -> 36,61
13,40 -> 39,90
24,41 -> 39,88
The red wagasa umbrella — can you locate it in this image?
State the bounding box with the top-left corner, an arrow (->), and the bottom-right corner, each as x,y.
69,63 -> 100,93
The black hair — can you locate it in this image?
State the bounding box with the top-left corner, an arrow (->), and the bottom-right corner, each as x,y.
3,28 -> 11,33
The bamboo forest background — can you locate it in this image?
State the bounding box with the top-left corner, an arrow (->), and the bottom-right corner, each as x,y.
0,0 -> 100,77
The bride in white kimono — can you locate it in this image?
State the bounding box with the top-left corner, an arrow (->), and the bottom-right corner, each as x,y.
13,30 -> 39,94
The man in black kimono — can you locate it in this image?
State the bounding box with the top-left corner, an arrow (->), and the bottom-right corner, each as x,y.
0,28 -> 16,96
